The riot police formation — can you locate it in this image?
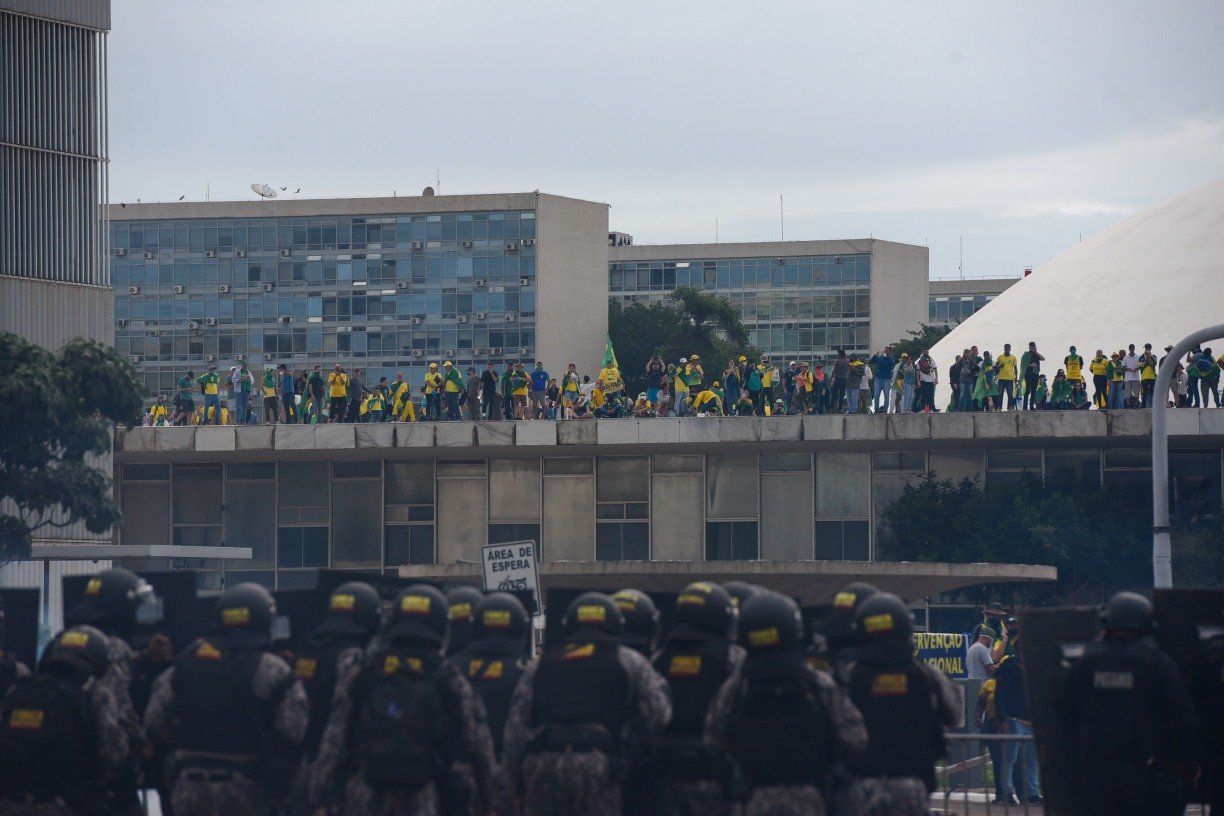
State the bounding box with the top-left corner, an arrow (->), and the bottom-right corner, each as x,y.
705,590 -> 868,816
308,584 -> 501,816
444,585 -> 485,658
813,581 -> 879,683
721,580 -> 761,614
0,598 -> 31,698
144,583 -> 309,816
846,592 -> 960,816
0,626 -> 129,816
1059,591 -> 1199,816
632,581 -> 745,816
502,591 -> 672,816
446,591 -> 531,759
612,588 -> 661,658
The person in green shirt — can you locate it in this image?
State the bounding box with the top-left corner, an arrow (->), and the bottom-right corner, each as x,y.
1051,371 -> 1072,409
500,363 -> 515,421
996,343 -> 1019,410
1033,375 -> 1049,410
1019,342 -> 1045,410
262,368 -> 279,424
1070,381 -> 1090,410
306,366 -> 325,424
196,365 -> 221,425
1106,352 -> 1124,409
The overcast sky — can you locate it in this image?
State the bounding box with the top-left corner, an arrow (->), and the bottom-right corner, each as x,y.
109,1 -> 1224,279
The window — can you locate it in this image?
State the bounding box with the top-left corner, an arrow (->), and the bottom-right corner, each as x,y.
871,452 -> 927,472
277,526 -> 329,568
597,522 -> 649,561
386,525 -> 434,566
705,522 -> 758,561
597,457 -> 649,502
489,524 -> 539,546
815,520 -> 870,561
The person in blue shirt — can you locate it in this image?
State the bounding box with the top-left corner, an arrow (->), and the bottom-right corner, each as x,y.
277,364 -> 297,423
529,361 -> 551,419
869,347 -> 896,413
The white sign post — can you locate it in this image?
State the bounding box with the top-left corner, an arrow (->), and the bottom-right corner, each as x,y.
480,540 -> 540,613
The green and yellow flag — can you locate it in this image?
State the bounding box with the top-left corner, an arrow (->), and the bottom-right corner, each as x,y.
602,335 -> 619,370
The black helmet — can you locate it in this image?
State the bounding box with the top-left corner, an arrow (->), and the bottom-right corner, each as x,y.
68,568 -> 161,633
833,582 -> 880,615
1101,591 -> 1154,636
388,584 -> 450,648
472,592 -> 529,643
561,592 -> 623,638
215,583 -> 276,647
316,581 -> 381,638
612,589 -> 660,655
672,581 -> 735,639
445,586 -> 485,655
854,592 -> 914,642
819,581 -> 880,646
722,581 -> 761,611
43,625 -> 110,678
738,592 -> 803,654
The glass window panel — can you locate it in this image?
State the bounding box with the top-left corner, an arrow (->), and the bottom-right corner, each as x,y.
843,520 -> 870,560
1104,450 -> 1150,469
488,523 -> 539,546
872,452 -> 902,471
706,455 -> 758,519
173,464 -> 222,524
302,526 -> 329,566
816,453 -> 869,517
596,523 -> 621,561
438,461 -> 486,478
331,480 -> 381,566
121,483 -> 171,547
597,457 -> 649,502
124,464 -> 169,481
705,521 -> 758,560
760,453 -> 811,472
543,458 -> 594,475
224,480 -> 275,567
278,461 -> 329,507
815,520 -> 844,560
652,455 -> 703,474
900,452 -> 927,472
173,527 -> 222,547
596,505 -> 625,519
333,460 -> 380,479
623,522 -> 650,560
386,525 -> 435,566
489,459 -> 541,521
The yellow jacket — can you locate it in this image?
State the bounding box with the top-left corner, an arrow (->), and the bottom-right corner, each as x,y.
328,372 -> 348,398
424,372 -> 442,394
1089,356 -> 1109,376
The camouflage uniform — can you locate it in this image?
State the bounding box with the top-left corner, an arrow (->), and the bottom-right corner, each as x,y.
503,645 -> 672,816
704,664 -> 868,816
308,653 -> 502,816
0,680 -> 129,816
144,650 -> 308,816
103,636 -> 144,751
286,645 -> 364,813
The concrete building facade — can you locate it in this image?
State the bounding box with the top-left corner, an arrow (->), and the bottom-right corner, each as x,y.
108,192 -> 609,397
929,277 -> 1018,326
609,239 -> 929,360
107,408 -> 1223,598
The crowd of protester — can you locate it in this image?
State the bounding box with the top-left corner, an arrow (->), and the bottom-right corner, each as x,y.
143,341 -> 1224,426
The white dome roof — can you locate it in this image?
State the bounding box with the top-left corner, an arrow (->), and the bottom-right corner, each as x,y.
930,177 -> 1224,403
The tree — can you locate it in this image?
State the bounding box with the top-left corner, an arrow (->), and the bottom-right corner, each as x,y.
0,332 -> 146,560
608,288 -> 758,394
889,323 -> 952,361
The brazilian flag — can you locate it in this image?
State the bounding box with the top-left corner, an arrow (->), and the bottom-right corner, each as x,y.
603,335 -> 618,370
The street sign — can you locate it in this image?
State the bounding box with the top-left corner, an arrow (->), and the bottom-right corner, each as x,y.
481,540 -> 540,613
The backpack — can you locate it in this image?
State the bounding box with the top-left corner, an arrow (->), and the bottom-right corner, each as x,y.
0,672 -> 97,796
353,651 -> 448,791
746,369 -> 762,392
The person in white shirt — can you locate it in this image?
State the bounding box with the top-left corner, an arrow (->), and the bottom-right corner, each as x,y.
966,626 -> 997,680
1121,343 -> 1142,407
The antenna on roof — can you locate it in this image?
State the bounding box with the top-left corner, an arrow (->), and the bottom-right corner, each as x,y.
251,183 -> 277,199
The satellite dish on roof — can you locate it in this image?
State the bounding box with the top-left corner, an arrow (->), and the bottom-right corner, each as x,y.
251,183 -> 277,199
422,186 -> 435,197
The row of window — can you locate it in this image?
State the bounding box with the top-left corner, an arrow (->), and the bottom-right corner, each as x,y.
929,294 -> 997,324
611,260 -> 869,292
116,293 -> 536,322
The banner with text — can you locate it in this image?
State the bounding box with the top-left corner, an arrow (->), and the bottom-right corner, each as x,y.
913,632 -> 971,678
481,540 -> 540,614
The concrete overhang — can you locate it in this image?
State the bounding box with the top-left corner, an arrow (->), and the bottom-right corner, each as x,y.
397,560 -> 1057,604
29,545 -> 253,561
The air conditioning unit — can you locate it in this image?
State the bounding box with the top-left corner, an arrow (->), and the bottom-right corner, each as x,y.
834,256 -> 844,264
461,240 -> 474,248
204,250 -> 216,258
279,248 -> 291,257
518,347 -> 529,355
204,317 -> 218,326
475,279 -> 486,288
410,317 -> 422,325
204,354 -> 216,362
128,355 -> 140,363
173,285 -> 185,294
117,319 -> 129,327
490,347 -> 502,355
187,321 -> 200,330
504,242 -> 518,252
219,284 -> 230,293
235,354 -> 246,362
128,285 -> 140,295
457,315 -> 468,323
143,251 -> 155,259
394,280 -> 407,289
235,249 -> 247,258
263,283 -> 274,292
115,248 -> 127,257
279,316 -> 291,324
444,349 -> 455,357
191,329 -> 203,336
521,238 -> 535,247
411,349 -> 424,358
410,241 -> 424,250
504,313 -> 517,323
475,312 -> 487,320
519,276 -> 530,286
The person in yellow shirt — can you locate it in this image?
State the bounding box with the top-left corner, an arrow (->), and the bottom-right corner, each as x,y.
327,364 -> 349,422
423,362 -> 443,420
1138,343 -> 1158,408
511,362 -> 531,419
390,373 -> 415,422
1089,349 -> 1110,408
1064,346 -> 1085,385
691,384 -> 723,415
149,396 -> 169,426
996,344 -> 1019,411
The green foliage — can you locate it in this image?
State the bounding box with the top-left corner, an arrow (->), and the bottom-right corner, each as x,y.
889,323 -> 952,361
876,468 -> 1222,604
0,332 -> 146,560
609,287 -> 758,394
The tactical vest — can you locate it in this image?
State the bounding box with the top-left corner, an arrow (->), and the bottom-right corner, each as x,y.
530,638 -> 630,755
295,634 -> 362,756
0,670 -> 97,798
0,655 -> 17,699
848,660 -> 940,789
1074,640 -> 1166,764
1192,635 -> 1224,757
171,639 -> 272,766
450,642 -> 524,755
654,637 -> 732,738
728,668 -> 833,789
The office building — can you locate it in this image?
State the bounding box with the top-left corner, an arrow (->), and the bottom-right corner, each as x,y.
929,278 -> 1018,325
609,239 -> 928,360
109,192 -> 609,396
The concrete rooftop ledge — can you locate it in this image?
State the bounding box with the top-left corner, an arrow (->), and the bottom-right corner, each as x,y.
116,408 -> 1216,459
397,559 -> 1058,604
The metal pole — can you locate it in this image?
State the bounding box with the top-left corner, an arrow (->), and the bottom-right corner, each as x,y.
1152,324 -> 1224,587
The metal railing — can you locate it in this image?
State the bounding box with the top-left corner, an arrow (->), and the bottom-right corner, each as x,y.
935,732 -> 1041,815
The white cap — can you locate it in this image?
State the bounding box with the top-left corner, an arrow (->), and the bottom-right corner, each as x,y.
679,357 -> 687,363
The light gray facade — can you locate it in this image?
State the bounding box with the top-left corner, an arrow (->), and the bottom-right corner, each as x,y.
930,277 -> 1018,326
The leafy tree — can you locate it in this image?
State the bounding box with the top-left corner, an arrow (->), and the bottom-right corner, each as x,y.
609,287 -> 758,394
0,332 -> 146,560
889,323 -> 952,361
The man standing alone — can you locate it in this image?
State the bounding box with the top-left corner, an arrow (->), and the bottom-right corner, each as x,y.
1020,343 -> 1044,410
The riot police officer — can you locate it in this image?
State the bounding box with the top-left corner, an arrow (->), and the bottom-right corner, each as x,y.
1060,591 -> 1198,816
814,581 -> 878,684
0,598 -> 30,698
0,626 -> 129,816
721,581 -> 760,614
445,585 -> 485,657
144,583 -> 308,816
308,584 -> 500,816
634,581 -> 744,816
612,588 -> 661,658
503,591 -> 671,816
705,591 -> 867,816
846,592 -> 959,815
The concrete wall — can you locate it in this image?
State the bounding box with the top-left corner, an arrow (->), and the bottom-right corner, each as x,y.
535,194 -> 610,374
930,278 -> 1019,297
1,276 -> 114,350
869,240 -> 929,351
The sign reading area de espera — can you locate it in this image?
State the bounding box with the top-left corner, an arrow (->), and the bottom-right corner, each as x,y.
480,540 -> 540,613
913,632 -> 971,678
